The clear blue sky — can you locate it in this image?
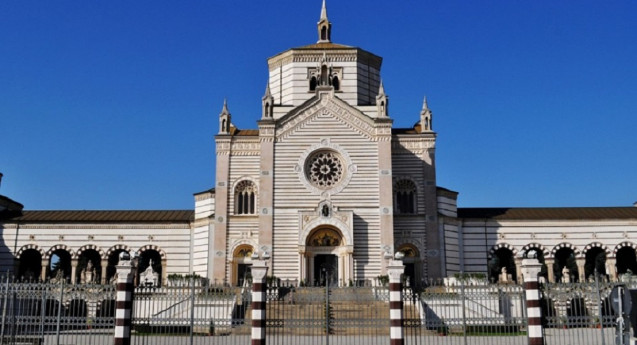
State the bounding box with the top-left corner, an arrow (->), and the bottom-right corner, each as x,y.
1,1 -> 636,210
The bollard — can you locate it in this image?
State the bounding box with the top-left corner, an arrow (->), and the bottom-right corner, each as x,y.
387,258 -> 405,345
251,260 -> 269,345
521,253 -> 544,345
113,252 -> 136,345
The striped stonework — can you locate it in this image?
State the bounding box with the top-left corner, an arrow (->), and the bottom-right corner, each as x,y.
521,257 -> 544,345
387,260 -> 405,345
113,259 -> 135,345
251,260 -> 268,345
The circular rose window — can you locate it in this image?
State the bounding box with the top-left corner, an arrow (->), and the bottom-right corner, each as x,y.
305,151 -> 344,189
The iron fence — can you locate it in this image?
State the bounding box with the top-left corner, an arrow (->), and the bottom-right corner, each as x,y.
0,276 -> 116,345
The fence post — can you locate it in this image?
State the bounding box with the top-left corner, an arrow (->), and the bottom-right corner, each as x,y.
388,258 -> 405,345
521,253 -> 544,345
113,252 -> 136,345
251,259 -> 268,345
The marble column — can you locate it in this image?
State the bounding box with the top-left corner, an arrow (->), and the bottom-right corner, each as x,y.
544,258 -> 555,283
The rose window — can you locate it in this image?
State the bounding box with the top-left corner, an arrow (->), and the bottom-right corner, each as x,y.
306,151 -> 344,189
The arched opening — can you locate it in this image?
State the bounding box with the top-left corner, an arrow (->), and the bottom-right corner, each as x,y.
309,76 -> 317,91
397,244 -> 420,288
76,249 -> 102,284
584,247 -> 607,281
222,119 -> 227,132
523,247 -> 548,280
553,247 -> 578,283
488,247 -> 516,283
320,65 -> 328,85
232,245 -> 254,286
106,249 -> 128,283
332,76 -> 340,91
305,227 -> 346,286
235,180 -> 257,215
265,102 -> 270,117
394,179 -> 417,214
48,249 -> 72,282
321,26 -> 327,41
616,247 -> 637,276
138,249 -> 162,287
18,249 -> 42,281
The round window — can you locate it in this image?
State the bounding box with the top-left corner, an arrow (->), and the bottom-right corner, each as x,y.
305,150 -> 344,189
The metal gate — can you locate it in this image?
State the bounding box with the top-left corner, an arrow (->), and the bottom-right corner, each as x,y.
266,283 -> 389,345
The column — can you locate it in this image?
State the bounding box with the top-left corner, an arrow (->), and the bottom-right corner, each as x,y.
251,260 -> 268,345
41,258 -> 48,281
388,259 -> 405,345
71,259 -> 78,284
514,257 -> 523,283
544,258 -> 555,283
606,257 -> 617,282
113,253 -> 136,345
576,258 -> 585,282
101,259 -> 108,284
521,255 -> 544,345
161,259 -> 167,286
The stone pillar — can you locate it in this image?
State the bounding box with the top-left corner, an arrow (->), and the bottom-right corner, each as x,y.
388,259 -> 405,345
101,259 -> 108,284
606,257 -> 617,282
41,258 -> 48,281
113,253 -> 135,345
71,259 -> 78,284
514,257 -> 523,283
544,258 -> 555,283
251,260 -> 268,345
521,256 -> 544,345
160,259 -> 167,287
576,258 -> 585,282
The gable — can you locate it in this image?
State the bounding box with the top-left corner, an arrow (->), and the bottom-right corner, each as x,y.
275,90 -> 382,142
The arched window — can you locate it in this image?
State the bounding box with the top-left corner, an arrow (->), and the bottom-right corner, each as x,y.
309,76 -> 317,91
332,76 -> 340,91
320,65 -> 328,85
235,180 -> 257,215
394,179 -> 417,214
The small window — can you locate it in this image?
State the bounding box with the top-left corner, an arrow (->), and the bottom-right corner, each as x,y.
394,179 -> 417,214
310,76 -> 317,91
332,76 -> 340,91
235,180 -> 257,215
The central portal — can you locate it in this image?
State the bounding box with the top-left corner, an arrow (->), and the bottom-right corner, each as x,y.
314,254 -> 338,286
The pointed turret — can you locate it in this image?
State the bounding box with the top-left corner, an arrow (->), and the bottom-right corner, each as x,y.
262,83 -> 274,119
317,0 -> 332,43
218,98 -> 231,134
376,81 -> 388,117
420,95 -> 433,132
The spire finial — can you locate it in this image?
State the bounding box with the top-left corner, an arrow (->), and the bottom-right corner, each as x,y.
320,0 -> 328,21
317,0 -> 332,43
264,83 -> 271,97
221,98 -> 229,114
422,95 -> 429,111
378,80 -> 386,96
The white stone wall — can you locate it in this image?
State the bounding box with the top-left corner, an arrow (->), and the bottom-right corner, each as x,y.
193,192 -> 215,277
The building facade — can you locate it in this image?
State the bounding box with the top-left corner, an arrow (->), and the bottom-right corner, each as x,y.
1,4 -> 636,287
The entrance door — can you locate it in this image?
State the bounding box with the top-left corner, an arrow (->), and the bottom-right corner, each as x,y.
314,254 -> 338,286
237,264 -> 252,286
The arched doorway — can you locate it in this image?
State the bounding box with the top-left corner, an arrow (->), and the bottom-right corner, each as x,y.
488,247 -> 516,283
18,249 -> 42,281
522,247 -> 548,280
76,249 -> 102,284
303,227 -> 351,286
48,249 -> 72,282
138,249 -> 162,287
396,244 -> 420,288
553,247 -> 578,283
616,246 -> 637,275
106,248 -> 129,283
584,247 -> 607,281
232,245 -> 254,286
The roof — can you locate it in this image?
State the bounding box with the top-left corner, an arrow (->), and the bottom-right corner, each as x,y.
7,210 -> 194,223
295,42 -> 353,49
458,207 -> 637,220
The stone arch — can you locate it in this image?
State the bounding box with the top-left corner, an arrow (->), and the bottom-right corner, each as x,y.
75,244 -> 105,260
106,244 -> 131,258
16,244 -> 45,259
613,242 -> 637,256
488,243 -> 517,260
299,216 -> 352,248
582,242 -> 611,256
44,244 -> 74,260
550,242 -> 579,259
396,243 -> 421,287
230,241 -> 256,286
230,240 -> 257,258
518,243 -> 550,259
396,243 -> 420,258
137,244 -> 167,260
